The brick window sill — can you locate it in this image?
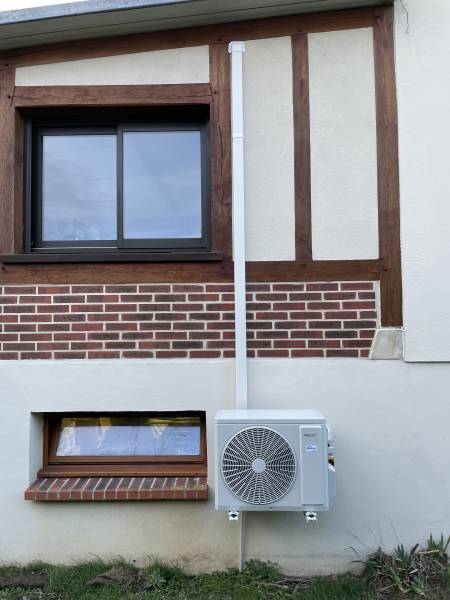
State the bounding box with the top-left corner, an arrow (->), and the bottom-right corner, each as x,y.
25,476 -> 208,502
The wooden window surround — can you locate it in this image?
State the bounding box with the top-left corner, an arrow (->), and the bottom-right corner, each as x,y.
0,6 -> 401,326
39,412 -> 207,478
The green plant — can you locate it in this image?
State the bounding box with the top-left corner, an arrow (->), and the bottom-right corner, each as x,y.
359,535 -> 449,597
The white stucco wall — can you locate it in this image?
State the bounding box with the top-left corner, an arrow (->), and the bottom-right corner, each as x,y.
309,28 -> 379,260
0,359 -> 449,574
243,37 -> 296,261
15,46 -> 210,85
395,0 -> 450,361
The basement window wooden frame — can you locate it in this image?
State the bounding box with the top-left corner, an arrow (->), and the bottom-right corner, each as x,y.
39,412 -> 207,478
25,107 -> 211,256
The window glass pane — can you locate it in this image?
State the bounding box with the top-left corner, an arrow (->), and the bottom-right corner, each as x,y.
56,416 -> 201,456
42,135 -> 117,241
123,131 -> 202,240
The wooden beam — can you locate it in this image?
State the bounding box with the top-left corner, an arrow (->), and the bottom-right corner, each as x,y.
0,259 -> 381,284
292,33 -> 312,260
0,8 -> 376,70
209,43 -> 232,260
12,83 -> 212,107
0,68 -> 15,254
373,6 -> 402,326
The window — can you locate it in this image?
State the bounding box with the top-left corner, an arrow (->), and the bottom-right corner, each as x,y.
27,108 -> 210,254
40,412 -> 207,477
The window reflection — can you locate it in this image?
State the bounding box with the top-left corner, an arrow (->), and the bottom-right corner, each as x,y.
56,416 -> 201,456
42,135 -> 117,241
123,131 -> 202,240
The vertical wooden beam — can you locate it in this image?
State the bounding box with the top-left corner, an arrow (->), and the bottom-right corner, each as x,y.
0,68 -> 16,254
292,34 -> 312,261
209,43 -> 232,260
373,6 -> 403,326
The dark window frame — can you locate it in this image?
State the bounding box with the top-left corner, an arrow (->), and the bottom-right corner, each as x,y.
40,411 -> 207,478
26,109 -> 211,254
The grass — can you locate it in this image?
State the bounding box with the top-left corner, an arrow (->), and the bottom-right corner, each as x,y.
0,537 -> 448,600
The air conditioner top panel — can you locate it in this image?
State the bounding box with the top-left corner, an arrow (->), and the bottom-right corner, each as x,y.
215,409 -> 326,424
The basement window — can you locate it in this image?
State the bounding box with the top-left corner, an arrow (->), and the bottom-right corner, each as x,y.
26,108 -> 210,255
39,412 -> 207,478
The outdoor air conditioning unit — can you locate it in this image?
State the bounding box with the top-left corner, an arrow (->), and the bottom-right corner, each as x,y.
215,410 -> 335,518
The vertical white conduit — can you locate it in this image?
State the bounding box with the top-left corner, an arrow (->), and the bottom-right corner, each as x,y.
228,41 -> 248,411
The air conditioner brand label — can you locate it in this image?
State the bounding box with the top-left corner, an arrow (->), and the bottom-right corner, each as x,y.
305,443 -> 318,454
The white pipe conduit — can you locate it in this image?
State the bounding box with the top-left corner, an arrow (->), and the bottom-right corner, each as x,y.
228,41 -> 248,411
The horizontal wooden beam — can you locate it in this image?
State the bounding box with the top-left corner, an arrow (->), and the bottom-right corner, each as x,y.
0,259 -> 382,284
0,7 -> 376,69
12,83 -> 212,107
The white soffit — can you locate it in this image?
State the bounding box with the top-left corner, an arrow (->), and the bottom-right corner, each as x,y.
0,1 -> 382,51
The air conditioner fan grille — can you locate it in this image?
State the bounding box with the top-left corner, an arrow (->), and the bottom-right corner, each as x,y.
221,427 -> 296,505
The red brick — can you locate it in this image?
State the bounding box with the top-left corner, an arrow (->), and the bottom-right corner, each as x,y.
72,285 -> 104,293
189,350 -> 221,358
20,333 -> 52,342
291,350 -> 324,357
309,321 -> 342,329
255,293 -> 287,301
54,351 -> 86,360
326,349 -> 359,357
308,340 -> 340,349
53,295 -> 85,303
290,292 -> 322,301
71,342 -> 102,350
177,322 -> 204,330
71,304 -> 103,312
207,340 -> 234,349
89,294 -> 119,303
138,284 -> 170,293
154,294 -> 185,302
257,350 -> 289,358
72,322 -> 103,331
105,322 -> 137,331
360,349 -> 370,358
38,323 -> 70,332
123,351 -> 154,358
306,283 -> 339,291
5,305 -> 35,313
246,284 -> 270,292
155,351 -> 187,358
290,330 -> 323,339
256,330 -> 288,339
88,351 -> 120,359
325,330 -> 357,338
37,304 -> 68,313
106,303 -> 137,313
343,339 -> 373,348
88,313 -> 119,321
154,312 -> 186,321
255,311 -> 288,320
342,301 -> 376,309
358,292 -> 376,299
55,314 -> 86,322
0,333 -> 18,341
3,342 -> 35,351
272,284 -> 304,291
360,311 -> 377,319
105,341 -> 135,349
155,331 -> 187,340
37,286 -> 70,294
105,285 -> 137,293
189,312 -> 220,321
21,314 -> 51,322
274,340 -> 306,349
308,301 -> 340,310
122,332 -> 154,340
323,292 -> 356,300
21,352 -> 52,360
0,315 -> 18,323
88,332 -> 119,341
5,324 -> 35,332
340,282 -> 374,290
343,320 -> 376,329
139,322 -> 168,330
359,330 -> 376,339
189,331 -> 220,340
18,295 -> 50,304
4,286 -> 36,294
139,341 -> 170,350
139,303 -> 170,311
173,284 -> 204,292
206,284 -> 234,292
324,311 -> 358,319
55,333 -> 85,341
246,321 -> 271,330
188,293 -> 219,302
246,302 -> 270,311
173,303 -> 203,311
274,321 -> 307,330
289,311 -> 322,319
0,352 -> 18,359
36,342 -> 69,351
272,302 -> 306,310
121,294 -> 154,302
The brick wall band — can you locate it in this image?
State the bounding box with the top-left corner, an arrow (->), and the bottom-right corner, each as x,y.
0,282 -> 377,360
